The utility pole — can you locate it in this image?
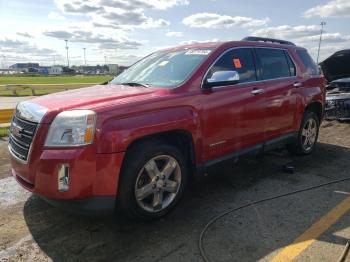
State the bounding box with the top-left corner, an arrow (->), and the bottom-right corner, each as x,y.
64,39 -> 70,67
317,21 -> 326,64
83,48 -> 87,66
1,55 -> 5,69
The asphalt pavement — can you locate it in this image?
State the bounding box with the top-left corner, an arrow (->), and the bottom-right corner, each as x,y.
0,122 -> 350,262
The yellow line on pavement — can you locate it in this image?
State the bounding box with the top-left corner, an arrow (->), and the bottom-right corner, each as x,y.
270,195 -> 350,262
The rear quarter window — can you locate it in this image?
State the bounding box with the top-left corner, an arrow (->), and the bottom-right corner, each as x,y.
296,49 -> 320,75
256,48 -> 292,80
285,51 -> 296,76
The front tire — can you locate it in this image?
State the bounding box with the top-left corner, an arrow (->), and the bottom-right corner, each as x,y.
288,110 -> 320,155
117,142 -> 188,221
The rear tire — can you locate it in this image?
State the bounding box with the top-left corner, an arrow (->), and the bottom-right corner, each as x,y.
117,141 -> 188,221
288,110 -> 320,155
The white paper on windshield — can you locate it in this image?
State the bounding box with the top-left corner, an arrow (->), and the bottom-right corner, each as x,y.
159,60 -> 169,66
185,49 -> 211,55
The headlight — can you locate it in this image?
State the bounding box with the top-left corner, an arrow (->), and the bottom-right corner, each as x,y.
45,110 -> 96,147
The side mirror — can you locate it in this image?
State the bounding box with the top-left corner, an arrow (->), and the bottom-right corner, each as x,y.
203,70 -> 240,89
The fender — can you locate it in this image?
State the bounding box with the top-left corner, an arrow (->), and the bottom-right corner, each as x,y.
96,106 -> 201,155
294,77 -> 325,129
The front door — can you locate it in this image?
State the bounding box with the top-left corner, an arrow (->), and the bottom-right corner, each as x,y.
200,48 -> 266,162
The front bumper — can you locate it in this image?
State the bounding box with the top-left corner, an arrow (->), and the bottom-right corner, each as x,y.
325,93 -> 350,121
11,147 -> 125,213
39,195 -> 116,215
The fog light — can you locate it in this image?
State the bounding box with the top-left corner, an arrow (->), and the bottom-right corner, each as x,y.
58,164 -> 69,192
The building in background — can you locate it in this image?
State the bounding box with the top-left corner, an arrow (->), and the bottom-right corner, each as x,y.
9,63 -> 39,72
108,64 -> 119,75
48,66 -> 63,75
7,62 -> 128,75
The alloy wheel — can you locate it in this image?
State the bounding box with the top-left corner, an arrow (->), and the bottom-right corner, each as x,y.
134,155 -> 182,213
301,118 -> 317,152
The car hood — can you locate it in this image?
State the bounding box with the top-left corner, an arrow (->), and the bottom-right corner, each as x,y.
25,84 -> 165,123
320,49 -> 350,82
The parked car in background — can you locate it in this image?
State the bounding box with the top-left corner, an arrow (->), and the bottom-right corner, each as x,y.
9,37 -> 325,220
320,49 -> 350,121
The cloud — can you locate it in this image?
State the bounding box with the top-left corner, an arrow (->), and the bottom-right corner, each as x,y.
252,25 -> 321,39
183,13 -> 269,28
54,0 -> 103,14
179,38 -> 220,45
304,0 -> 350,18
166,31 -> 184,37
99,0 -> 189,10
43,28 -> 142,49
48,11 -> 66,20
16,32 -> 33,38
91,9 -> 170,29
0,38 -> 61,64
298,33 -> 350,44
53,0 -> 185,29
251,24 -> 350,62
109,54 -> 143,65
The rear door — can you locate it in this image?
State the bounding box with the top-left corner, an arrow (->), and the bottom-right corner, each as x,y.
200,48 -> 266,162
255,48 -> 298,140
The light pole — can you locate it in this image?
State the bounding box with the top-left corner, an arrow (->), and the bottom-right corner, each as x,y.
316,21 -> 326,64
64,39 -> 69,67
83,48 -> 87,66
1,55 -> 5,69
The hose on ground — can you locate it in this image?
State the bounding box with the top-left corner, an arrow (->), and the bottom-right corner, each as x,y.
199,176 -> 350,262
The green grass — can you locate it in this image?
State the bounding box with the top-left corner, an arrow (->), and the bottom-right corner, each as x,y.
0,75 -> 114,96
0,127 -> 9,138
0,75 -> 113,85
0,88 -> 67,96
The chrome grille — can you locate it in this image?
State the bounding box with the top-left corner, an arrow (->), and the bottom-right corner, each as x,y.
9,115 -> 38,162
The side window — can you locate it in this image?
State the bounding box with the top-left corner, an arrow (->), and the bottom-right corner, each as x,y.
256,48 -> 291,80
296,49 -> 320,75
284,51 -> 296,76
207,48 -> 257,84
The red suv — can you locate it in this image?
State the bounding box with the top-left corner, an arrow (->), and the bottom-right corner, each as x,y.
9,37 -> 325,220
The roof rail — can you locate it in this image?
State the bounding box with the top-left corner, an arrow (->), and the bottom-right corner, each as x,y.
242,36 -> 296,46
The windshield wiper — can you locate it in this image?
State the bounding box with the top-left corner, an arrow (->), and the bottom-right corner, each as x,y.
121,82 -> 150,88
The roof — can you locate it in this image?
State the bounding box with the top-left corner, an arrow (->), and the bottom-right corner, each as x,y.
160,38 -> 302,53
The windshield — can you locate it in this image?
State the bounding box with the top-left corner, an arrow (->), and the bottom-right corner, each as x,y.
109,48 -> 212,88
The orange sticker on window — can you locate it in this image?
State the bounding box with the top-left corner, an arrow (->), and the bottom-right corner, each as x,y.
233,58 -> 242,69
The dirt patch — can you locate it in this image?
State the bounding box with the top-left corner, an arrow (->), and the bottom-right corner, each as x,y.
319,121 -> 350,148
0,139 -> 10,180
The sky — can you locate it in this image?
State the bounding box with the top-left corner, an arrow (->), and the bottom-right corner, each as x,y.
0,0 -> 349,67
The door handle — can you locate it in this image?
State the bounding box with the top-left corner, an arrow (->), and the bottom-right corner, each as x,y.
251,88 -> 264,95
293,82 -> 303,88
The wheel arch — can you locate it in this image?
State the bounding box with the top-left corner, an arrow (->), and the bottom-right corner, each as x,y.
121,129 -> 197,180
304,101 -> 323,122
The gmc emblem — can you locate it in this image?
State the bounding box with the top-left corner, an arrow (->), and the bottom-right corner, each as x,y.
12,124 -> 23,138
